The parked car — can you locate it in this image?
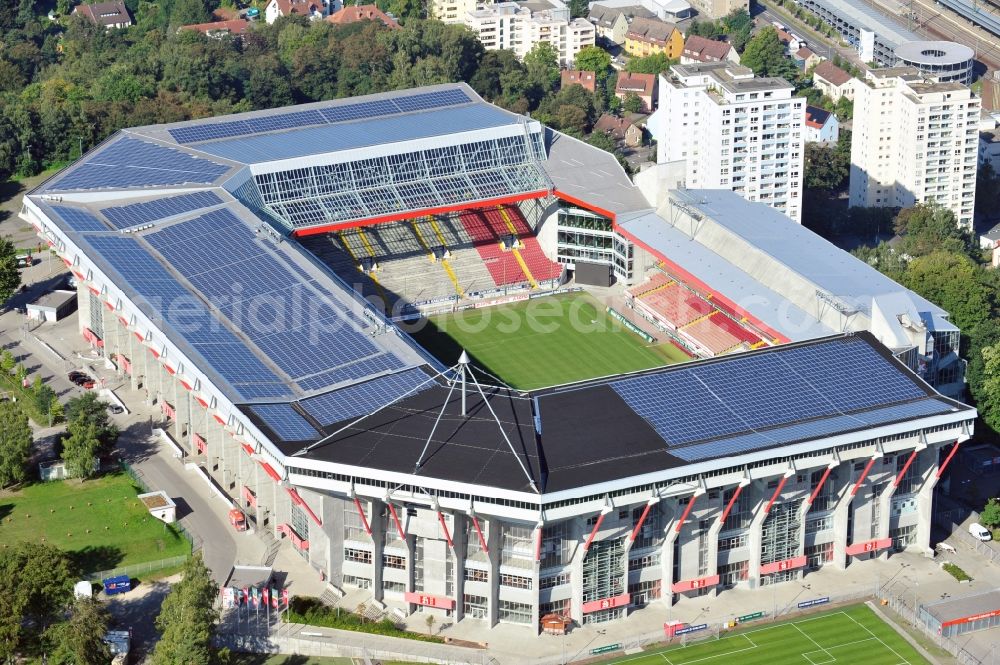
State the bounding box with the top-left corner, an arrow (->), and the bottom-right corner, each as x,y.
107,404 -> 124,415
68,371 -> 96,389
969,523 -> 992,542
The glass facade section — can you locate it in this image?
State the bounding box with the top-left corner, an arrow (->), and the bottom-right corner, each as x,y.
250,133 -> 547,229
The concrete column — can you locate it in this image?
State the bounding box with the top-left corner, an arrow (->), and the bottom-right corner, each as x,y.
746,481 -> 767,584
706,514 -> 723,599
915,446 -> 942,551
569,517 -> 586,624
876,477 -> 897,559
453,513 -> 469,623
324,494 -> 345,585
370,499 -> 386,602
76,283 -> 90,337
487,518 -> 500,628
830,460 -> 853,570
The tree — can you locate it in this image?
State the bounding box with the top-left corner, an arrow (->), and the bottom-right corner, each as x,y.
0,401 -> 31,487
977,163 -> 1000,221
574,46 -> 612,81
893,203 -> 973,259
31,376 -> 57,423
981,498 -> 1000,529
523,42 -> 560,94
804,142 -> 848,191
0,236 -> 20,306
740,27 -> 798,80
61,415 -> 101,480
151,554 -> 219,665
45,597 -> 112,665
424,613 -> 436,635
977,342 -> 1000,436
622,93 -> 643,114
0,541 -> 75,660
626,52 -> 675,75
65,392 -> 118,451
902,251 -> 995,332
722,8 -> 752,52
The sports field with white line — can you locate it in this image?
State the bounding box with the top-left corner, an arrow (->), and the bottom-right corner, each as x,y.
607,605 -> 929,665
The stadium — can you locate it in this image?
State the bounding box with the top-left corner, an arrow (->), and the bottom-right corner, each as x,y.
20,82 -> 975,631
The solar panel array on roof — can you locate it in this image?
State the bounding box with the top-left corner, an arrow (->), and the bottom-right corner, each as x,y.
47,138 -> 230,192
49,205 -> 109,233
612,336 -> 928,450
101,191 -> 224,230
248,403 -> 319,442
300,367 -> 431,426
80,234 -> 291,400
668,398 -> 954,462
168,89 -> 472,144
144,208 -> 400,392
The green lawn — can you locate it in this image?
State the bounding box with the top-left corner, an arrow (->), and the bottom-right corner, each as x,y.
411,292 -> 689,390
0,473 -> 190,574
609,604 -> 929,665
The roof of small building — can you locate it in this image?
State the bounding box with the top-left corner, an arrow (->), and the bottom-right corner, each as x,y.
805,105 -> 833,129
180,18 -> 250,35
268,0 -> 323,15
562,69 -> 597,92
813,60 -> 853,86
326,4 -> 399,27
588,3 -> 654,27
980,221 -> 1000,241
796,46 -> 816,59
616,71 -> 656,96
72,1 -> 131,27
594,113 -> 636,139
626,16 -> 676,43
682,35 -> 733,62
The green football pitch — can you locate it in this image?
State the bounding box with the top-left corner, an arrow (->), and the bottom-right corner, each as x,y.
409,292 -> 690,390
607,605 -> 929,665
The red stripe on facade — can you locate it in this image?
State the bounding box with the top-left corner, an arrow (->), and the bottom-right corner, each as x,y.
675,494 -> 699,533
583,512 -> 607,551
807,467 -> 833,505
671,574 -> 720,593
438,511 -> 454,549
552,189 -> 618,221
850,457 -> 878,496
764,475 -> 790,515
718,484 -> 744,525
404,592 -> 455,609
352,497 -> 372,536
936,440 -> 961,479
471,515 -> 489,555
845,537 -> 892,556
760,555 -> 807,574
387,502 -> 406,541
581,593 -> 630,613
287,488 -> 322,526
630,502 -> 654,542
291,190 -> 549,237
893,449 -> 919,487
259,461 -> 281,482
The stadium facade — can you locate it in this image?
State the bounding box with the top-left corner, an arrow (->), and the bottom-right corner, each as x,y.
20,83 -> 975,631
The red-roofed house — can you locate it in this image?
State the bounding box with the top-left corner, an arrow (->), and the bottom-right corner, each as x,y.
774,28 -> 804,53
813,60 -> 855,102
805,105 -> 838,143
594,113 -> 643,147
561,70 -> 597,93
72,1 -> 132,29
264,0 -> 327,24
680,35 -> 739,65
615,71 -> 656,112
326,4 -> 399,28
794,46 -> 823,71
180,18 -> 251,39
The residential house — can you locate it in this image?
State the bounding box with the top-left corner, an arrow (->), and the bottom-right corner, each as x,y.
429,0 -> 486,23
588,3 -> 654,45
978,221 -> 1000,250
624,17 -> 682,59
813,60 -> 855,102
180,18 -> 251,39
979,116 -> 1000,173
680,34 -> 739,64
327,4 -> 399,28
594,113 -> 643,147
562,70 -> 597,92
804,105 -> 839,143
775,28 -> 804,53
615,71 -> 656,112
72,1 -> 132,29
264,0 -> 327,24
794,46 -> 823,71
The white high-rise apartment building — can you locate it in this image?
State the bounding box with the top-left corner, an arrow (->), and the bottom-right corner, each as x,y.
429,0 -> 484,23
849,67 -> 979,229
464,0 -> 595,67
650,63 -> 805,222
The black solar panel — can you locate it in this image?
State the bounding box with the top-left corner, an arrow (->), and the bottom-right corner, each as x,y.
168,88 -> 472,144
612,337 -> 927,448
101,191 -> 224,230
249,403 -> 319,441
300,367 -> 431,426
49,206 -> 109,233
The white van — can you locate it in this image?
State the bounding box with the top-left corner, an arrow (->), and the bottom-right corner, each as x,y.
969,523 -> 992,542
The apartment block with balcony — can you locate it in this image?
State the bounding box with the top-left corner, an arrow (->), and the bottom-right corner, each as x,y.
849,67 -> 979,229
648,62 -> 806,223
464,0 -> 595,66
